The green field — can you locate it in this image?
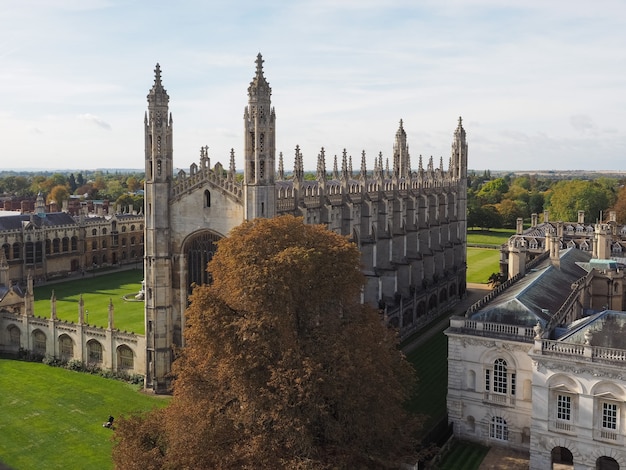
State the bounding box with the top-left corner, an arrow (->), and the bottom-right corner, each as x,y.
467,228 -> 514,247
0,359 -> 168,470
437,440 -> 490,470
466,247 -> 501,284
405,326 -> 448,431
33,269 -> 145,335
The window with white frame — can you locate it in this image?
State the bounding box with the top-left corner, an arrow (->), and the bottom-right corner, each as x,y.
485,358 -> 516,396
557,394 -> 572,421
594,394 -> 622,442
602,402 -> 618,431
490,416 -> 508,441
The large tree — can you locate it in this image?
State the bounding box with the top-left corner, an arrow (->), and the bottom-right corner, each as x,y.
546,179 -> 615,222
113,215 -> 418,469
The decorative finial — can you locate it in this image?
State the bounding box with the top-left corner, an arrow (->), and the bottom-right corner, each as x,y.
154,63 -> 162,86
255,53 -> 264,77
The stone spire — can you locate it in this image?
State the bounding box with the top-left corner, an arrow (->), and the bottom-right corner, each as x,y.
248,53 -> 271,98
228,148 -> 236,182
0,248 -> 8,287
25,271 -> 34,316
278,152 -> 284,181
349,154 -> 353,178
244,53 -> 276,219
147,63 -> 170,110
316,148 -> 327,182
108,298 -> 114,330
385,157 -> 390,179
359,151 -> 367,181
374,153 -> 383,180
393,119 -> 410,178
50,290 -> 57,320
451,116 -> 467,179
341,149 -> 349,181
332,154 -> 339,180
78,294 -> 85,324
293,145 -> 304,183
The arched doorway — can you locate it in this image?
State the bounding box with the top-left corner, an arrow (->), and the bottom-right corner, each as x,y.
551,446 -> 573,469
597,456 -> 619,470
185,231 -> 221,293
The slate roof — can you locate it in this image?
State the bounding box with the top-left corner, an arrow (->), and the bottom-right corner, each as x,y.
469,248 -> 592,327
0,212 -> 77,231
558,310 -> 626,349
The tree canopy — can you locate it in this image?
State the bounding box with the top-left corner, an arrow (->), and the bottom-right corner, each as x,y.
113,215 -> 418,469
546,179 -> 615,222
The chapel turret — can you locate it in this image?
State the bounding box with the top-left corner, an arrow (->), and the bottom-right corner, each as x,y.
144,63 -> 175,393
451,116 -> 467,180
393,119 -> 410,178
243,53 -> 276,219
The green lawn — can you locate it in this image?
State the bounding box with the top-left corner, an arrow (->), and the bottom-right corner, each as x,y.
437,440 -> 490,470
466,247 -> 501,284
33,269 -> 145,335
0,359 -> 168,470
467,228 -> 514,247
405,327 -> 448,432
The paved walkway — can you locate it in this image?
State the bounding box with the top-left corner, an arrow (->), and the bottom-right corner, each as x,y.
478,446 -> 530,469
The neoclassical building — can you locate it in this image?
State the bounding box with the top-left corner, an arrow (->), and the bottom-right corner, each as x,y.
447,225 -> 626,469
143,54 -> 469,392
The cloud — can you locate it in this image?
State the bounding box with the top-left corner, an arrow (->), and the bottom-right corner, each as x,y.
78,114 -> 111,130
569,114 -> 595,134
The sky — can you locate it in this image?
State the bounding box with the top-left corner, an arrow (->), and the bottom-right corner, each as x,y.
1,0 -> 625,172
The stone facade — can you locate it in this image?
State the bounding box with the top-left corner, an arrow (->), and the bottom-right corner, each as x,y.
0,194 -> 144,285
143,54 -> 469,392
0,198 -> 146,375
0,266 -> 146,376
447,240 -> 626,469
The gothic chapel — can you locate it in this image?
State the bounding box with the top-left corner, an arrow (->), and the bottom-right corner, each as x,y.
144,54 -> 468,392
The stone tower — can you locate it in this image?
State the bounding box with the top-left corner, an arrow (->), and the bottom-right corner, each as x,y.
392,120 -> 410,179
243,53 -> 276,219
144,64 -> 175,392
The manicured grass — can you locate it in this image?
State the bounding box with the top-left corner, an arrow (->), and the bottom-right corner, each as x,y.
405,326 -> 448,432
33,269 -> 145,335
438,440 -> 490,470
466,247 -> 501,284
467,228 -> 514,247
0,359 -> 169,470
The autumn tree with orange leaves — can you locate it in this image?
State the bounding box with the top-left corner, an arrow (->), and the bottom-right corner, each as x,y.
113,215 -> 418,469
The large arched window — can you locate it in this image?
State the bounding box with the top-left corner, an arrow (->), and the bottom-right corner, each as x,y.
117,345 -> 134,370
485,358 -> 516,405
493,358 -> 508,394
8,325 -> 21,347
33,330 -> 46,354
87,340 -> 103,364
185,231 -> 221,293
59,334 -> 73,360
